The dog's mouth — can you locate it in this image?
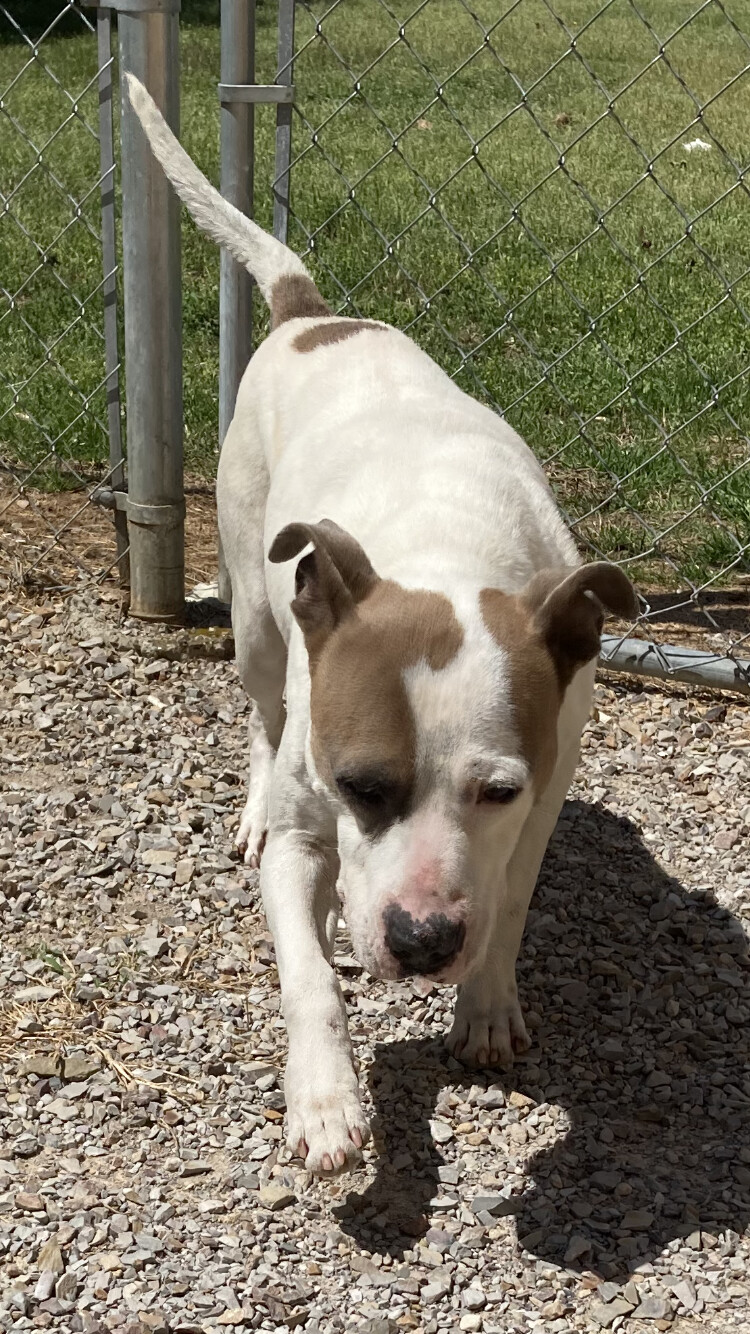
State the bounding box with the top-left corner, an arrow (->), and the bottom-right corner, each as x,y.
393,948 -> 469,986
411,952 -> 471,986
361,941 -> 472,987
345,906 -> 475,985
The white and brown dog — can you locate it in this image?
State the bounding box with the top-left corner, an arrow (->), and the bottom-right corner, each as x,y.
127,76 -> 637,1175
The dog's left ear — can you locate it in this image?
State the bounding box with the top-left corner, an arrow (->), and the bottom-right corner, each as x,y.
523,562 -> 638,688
268,519 -> 379,658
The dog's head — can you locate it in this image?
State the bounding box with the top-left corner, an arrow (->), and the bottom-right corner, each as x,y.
270,520 -> 636,983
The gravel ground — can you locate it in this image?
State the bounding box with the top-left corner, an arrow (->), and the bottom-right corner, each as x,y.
1,588 -> 749,1334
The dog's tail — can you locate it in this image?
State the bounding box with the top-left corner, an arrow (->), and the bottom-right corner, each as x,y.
123,73 -> 329,324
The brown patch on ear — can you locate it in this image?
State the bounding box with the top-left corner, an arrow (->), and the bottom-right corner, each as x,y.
270,274 -> 330,329
480,589 -> 559,793
293,320 -> 386,353
526,562 -> 637,690
309,582 -> 464,827
268,519 -> 378,662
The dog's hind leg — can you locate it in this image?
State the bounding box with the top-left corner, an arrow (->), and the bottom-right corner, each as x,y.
230,590 -> 286,865
218,412 -> 286,865
235,705 -> 274,866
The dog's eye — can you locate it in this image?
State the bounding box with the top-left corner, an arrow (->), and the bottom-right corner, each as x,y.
336,775 -> 392,807
479,783 -> 520,806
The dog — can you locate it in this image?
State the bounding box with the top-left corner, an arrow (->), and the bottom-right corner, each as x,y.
126,75 -> 637,1176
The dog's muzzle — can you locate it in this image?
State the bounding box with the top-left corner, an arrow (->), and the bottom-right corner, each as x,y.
383,904 -> 466,976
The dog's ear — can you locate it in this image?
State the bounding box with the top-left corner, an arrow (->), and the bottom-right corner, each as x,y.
522,562 -> 638,688
268,519 -> 379,657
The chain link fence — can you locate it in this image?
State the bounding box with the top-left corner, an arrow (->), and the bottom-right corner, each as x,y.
274,0 -> 749,686
1,1 -> 748,690
0,0 -> 126,596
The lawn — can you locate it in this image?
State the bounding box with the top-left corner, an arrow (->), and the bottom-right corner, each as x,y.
1,0 -> 749,588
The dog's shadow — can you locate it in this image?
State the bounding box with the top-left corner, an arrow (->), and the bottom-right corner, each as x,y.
335,800 -> 750,1277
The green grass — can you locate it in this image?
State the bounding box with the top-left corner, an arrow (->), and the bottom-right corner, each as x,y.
1,0 -> 749,586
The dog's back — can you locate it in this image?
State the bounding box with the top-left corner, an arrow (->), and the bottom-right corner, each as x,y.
125,71 -> 577,616
229,312 -> 578,623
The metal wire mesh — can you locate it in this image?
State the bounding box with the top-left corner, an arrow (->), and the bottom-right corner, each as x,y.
281,0 -> 750,679
0,1 -> 125,594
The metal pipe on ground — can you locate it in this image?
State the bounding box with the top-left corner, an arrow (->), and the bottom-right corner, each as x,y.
600,634 -> 750,696
118,0 -> 184,622
217,0 -> 256,607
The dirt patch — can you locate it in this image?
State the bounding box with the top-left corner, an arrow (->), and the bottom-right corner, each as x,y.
1,473 -> 747,658
0,473 -> 219,593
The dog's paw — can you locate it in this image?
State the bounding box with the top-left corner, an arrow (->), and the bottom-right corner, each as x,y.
235,804 -> 267,868
446,986 -> 530,1068
285,1060 -> 370,1175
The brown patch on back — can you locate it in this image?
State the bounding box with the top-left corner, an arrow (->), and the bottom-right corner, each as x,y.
270,274 -> 330,329
310,582 -> 464,816
480,588 -> 560,793
293,319 -> 387,354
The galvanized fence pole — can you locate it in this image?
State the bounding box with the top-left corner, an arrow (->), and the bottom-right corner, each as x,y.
217,0 -> 256,606
95,7 -> 129,588
273,0 -> 295,245
118,0 -> 184,621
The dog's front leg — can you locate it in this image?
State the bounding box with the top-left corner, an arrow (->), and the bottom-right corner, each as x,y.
448,740 -> 581,1068
447,866 -> 533,1068
261,828 -> 370,1174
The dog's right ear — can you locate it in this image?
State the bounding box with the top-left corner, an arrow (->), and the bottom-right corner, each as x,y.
268,519 -> 379,658
522,561 -> 638,689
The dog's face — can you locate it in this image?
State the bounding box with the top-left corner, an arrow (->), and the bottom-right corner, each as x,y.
307,583 -> 551,983
270,521 -> 636,983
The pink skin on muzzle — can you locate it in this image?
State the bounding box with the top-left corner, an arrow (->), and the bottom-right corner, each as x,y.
340,813 -> 485,982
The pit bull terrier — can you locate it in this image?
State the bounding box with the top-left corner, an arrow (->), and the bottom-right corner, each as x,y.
126,74 -> 637,1175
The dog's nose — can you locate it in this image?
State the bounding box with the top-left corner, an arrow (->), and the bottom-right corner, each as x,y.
383,905 -> 465,975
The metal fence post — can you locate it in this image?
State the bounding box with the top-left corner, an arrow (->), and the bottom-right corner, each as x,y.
217,0 -> 256,606
95,8 -> 129,589
273,0 -> 295,245
118,0 -> 184,622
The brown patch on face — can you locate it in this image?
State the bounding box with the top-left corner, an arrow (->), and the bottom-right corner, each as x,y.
270,274 -> 330,329
293,319 -> 387,354
481,562 -> 636,793
480,588 -> 560,793
310,582 -> 464,830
